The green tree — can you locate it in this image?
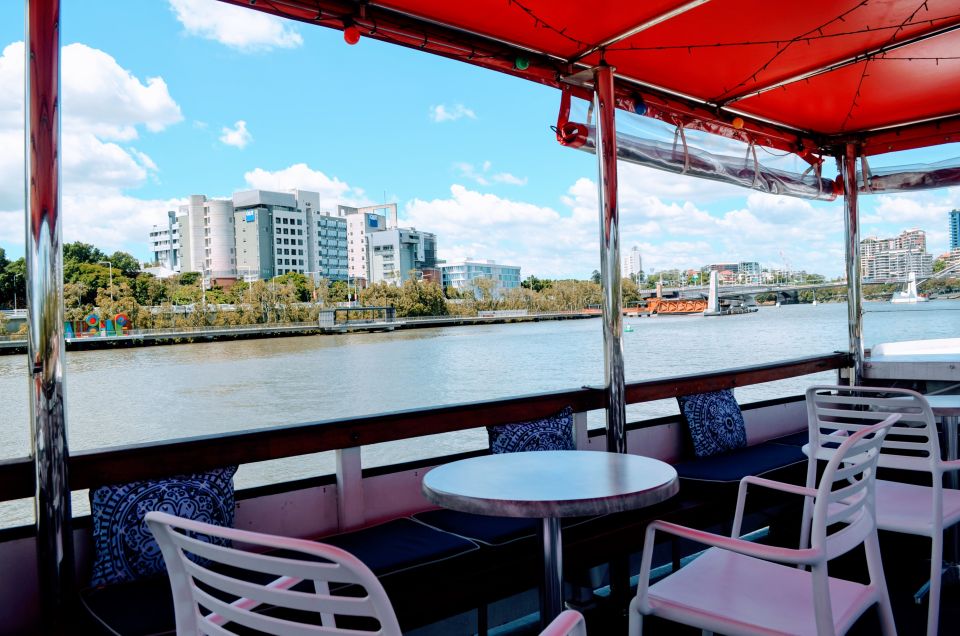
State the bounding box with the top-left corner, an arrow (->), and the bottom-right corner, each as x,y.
590,270 -> 601,284
398,278 -> 447,317
933,258 -> 947,273
63,241 -> 107,264
107,251 -> 141,277
521,275 -> 552,292
328,280 -> 349,303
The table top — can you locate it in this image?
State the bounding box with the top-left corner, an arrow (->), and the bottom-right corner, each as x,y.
422,450 -> 679,519
925,395 -> 960,416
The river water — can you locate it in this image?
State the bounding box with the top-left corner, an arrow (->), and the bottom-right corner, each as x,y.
1,301 -> 958,526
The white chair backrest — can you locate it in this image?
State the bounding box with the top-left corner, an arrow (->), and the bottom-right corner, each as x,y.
809,414 -> 898,560
539,609 -> 587,636
145,511 -> 402,636
807,385 -> 939,474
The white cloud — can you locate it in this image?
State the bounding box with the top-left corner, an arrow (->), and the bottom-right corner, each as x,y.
429,104 -> 476,123
169,0 -> 303,52
454,161 -> 527,187
492,172 -> 527,186
0,41 -> 183,257
403,185 -> 594,277
62,43 -> 183,140
219,120 -> 252,148
243,163 -> 365,210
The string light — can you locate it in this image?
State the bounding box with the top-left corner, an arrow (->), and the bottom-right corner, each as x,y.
841,0 -> 933,131
605,13 -> 960,52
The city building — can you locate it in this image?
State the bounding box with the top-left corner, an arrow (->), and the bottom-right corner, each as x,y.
148,210 -> 180,272
290,190 -> 348,283
340,204 -> 397,285
176,195 -> 236,280
368,228 -> 438,284
310,213 -> 349,282
860,228 -> 933,280
738,261 -> 761,284
623,246 -> 643,280
441,259 -> 521,296
233,190 -> 305,280
950,209 -> 959,251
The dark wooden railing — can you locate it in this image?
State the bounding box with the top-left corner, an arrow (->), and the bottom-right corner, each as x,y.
0,352 -> 849,502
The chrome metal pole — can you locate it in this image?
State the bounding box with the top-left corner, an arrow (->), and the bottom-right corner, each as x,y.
26,0 -> 74,630
593,64 -> 627,454
841,144 -> 864,384
539,517 -> 564,628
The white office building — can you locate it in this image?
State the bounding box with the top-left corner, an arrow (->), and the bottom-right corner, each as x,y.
233,190 -> 306,280
340,204 -> 397,284
148,210 -> 180,272
440,259 -> 521,295
368,228 -> 438,285
176,195 -> 237,280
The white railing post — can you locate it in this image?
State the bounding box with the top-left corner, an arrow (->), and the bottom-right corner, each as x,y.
336,447 -> 365,531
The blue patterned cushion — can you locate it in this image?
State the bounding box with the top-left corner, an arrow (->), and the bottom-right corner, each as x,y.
89,467 -> 238,587
487,406 -> 575,453
677,390 -> 747,458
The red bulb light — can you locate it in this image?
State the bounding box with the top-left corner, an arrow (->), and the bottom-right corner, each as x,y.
344,26 -> 361,45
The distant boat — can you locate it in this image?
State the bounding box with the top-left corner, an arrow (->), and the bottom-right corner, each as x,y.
891,272 -> 928,304
624,324 -> 634,333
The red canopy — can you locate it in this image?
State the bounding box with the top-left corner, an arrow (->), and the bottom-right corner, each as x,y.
221,1 -> 960,157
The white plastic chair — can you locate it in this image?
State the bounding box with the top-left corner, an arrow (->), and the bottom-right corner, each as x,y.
630,414 -> 899,636
145,510 -> 402,635
805,385 -> 960,636
539,609 -> 587,635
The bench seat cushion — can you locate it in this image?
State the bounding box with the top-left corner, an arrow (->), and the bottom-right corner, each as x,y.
320,517 -> 479,577
768,431 -> 809,447
412,509 -> 539,546
674,442 -> 806,484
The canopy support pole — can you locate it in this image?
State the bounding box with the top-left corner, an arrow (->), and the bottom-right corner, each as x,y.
593,64 -> 627,453
841,143 -> 864,384
27,0 -> 74,630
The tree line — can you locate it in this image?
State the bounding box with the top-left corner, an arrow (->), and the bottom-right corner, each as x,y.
2,242 -> 957,332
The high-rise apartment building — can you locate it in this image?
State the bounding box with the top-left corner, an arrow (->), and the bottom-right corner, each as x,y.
368,228 -> 438,285
176,195 -> 236,279
440,259 -> 521,295
738,261 -> 761,284
623,246 -> 643,280
861,228 -> 933,280
950,209 -> 959,251
148,210 -> 180,272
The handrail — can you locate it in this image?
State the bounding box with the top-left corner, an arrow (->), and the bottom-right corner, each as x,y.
0,352 -> 849,502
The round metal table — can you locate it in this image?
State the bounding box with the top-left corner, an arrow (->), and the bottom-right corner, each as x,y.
421,450 -> 679,625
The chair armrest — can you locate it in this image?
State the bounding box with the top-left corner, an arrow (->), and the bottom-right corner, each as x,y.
941,459 -> 960,473
208,575 -> 302,626
634,519 -> 821,615
732,474 -> 816,536
649,520 -> 819,566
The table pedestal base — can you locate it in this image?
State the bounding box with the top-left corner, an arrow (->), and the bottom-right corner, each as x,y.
539,517 -> 564,628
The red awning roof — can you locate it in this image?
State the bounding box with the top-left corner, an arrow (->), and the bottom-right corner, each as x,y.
221,1 -> 960,157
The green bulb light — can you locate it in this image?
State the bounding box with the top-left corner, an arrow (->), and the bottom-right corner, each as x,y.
514,56 -> 530,71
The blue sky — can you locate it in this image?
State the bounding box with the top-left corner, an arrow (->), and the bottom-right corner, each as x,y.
0,0 -> 957,279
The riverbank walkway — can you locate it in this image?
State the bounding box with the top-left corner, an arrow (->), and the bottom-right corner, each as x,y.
0,311 -> 596,355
